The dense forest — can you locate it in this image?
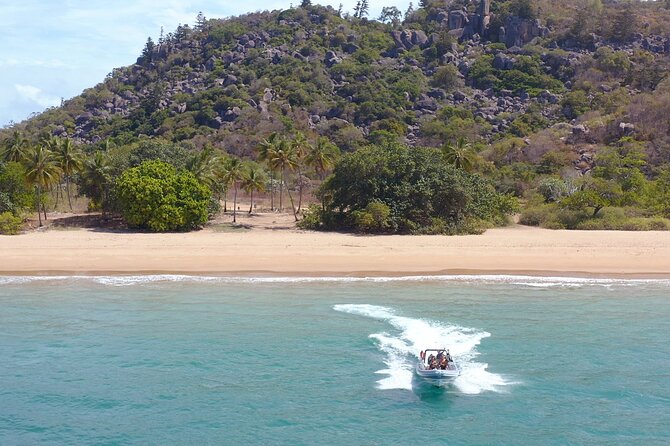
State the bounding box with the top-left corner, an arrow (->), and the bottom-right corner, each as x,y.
2,0 -> 670,234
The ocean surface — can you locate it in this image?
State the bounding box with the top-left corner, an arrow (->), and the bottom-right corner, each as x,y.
1,275 -> 669,445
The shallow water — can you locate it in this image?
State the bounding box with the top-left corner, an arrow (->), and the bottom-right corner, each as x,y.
1,276 -> 669,445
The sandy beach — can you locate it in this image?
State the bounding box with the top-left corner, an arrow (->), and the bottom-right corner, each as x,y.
1,212 -> 669,277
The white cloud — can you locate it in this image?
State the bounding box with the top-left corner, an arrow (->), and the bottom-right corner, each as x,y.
14,84 -> 61,108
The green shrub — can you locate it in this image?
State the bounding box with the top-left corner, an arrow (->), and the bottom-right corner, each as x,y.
0,212 -> 23,235
351,201 -> 391,232
115,160 -> 211,232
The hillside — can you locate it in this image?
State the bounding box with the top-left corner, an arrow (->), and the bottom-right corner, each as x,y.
3,0 -> 670,233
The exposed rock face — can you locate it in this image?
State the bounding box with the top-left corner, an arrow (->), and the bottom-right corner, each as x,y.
391,30 -> 430,50
501,17 -> 549,48
447,0 -> 491,40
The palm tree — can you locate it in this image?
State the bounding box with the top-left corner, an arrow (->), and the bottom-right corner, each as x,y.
441,137 -> 477,172
292,132 -> 311,213
256,133 -> 281,211
2,131 -> 29,163
187,146 -> 220,189
24,145 -> 61,226
241,163 -> 267,214
223,157 -> 244,223
269,140 -> 299,220
56,138 -> 84,211
80,151 -> 111,213
306,137 -> 340,180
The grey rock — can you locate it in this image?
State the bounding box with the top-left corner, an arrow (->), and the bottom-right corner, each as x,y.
52,125 -> 66,136
324,50 -> 341,67
501,17 -> 549,48
619,122 -> 635,136
493,52 -> 515,70
448,10 -> 469,31
343,43 -> 360,54
453,90 -> 467,102
75,112 -> 93,124
572,124 -> 588,136
223,74 -> 238,87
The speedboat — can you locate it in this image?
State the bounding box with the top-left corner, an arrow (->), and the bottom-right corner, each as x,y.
416,349 -> 460,385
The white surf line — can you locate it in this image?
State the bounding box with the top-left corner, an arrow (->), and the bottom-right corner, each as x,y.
2,274 -> 670,287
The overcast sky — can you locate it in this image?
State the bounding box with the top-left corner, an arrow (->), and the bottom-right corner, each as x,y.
0,1 -> 412,127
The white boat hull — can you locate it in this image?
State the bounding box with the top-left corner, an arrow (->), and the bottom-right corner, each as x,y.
415,363 -> 460,386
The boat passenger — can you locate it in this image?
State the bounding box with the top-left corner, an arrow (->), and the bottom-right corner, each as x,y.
427,354 -> 436,369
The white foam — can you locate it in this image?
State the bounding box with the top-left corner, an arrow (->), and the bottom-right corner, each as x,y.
1,274 -> 668,287
334,304 -> 514,394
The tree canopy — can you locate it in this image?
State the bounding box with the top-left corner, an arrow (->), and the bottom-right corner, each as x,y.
305,143 -> 516,234
114,160 -> 211,231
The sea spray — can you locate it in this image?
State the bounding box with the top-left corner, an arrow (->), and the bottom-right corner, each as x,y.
333,304 -> 514,394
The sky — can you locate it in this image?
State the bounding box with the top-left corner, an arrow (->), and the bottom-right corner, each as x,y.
1,0 -> 411,127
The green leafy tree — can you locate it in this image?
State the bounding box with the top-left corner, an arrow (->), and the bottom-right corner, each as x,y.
0,162 -> 33,215
115,160 -> 211,232
241,163 -> 267,214
441,137 -> 477,171
256,133 -> 281,211
2,131 -> 29,163
223,157 -> 244,223
561,177 -> 623,217
79,151 -> 112,212
269,139 -> 299,219
292,132 -> 311,213
24,145 -> 61,226
55,138 -> 84,210
187,146 -> 221,189
306,137 -> 340,180
312,143 -> 514,234
379,6 -> 402,25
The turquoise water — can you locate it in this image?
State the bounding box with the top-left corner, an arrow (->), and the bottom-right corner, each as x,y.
1,276 -> 669,445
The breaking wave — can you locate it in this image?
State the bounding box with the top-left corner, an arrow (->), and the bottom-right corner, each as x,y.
0,274 -> 669,287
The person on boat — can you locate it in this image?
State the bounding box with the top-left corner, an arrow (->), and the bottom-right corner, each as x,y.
427,354 -> 436,369
439,357 -> 448,370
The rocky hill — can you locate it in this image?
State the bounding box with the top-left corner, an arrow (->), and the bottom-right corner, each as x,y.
5,1 -> 667,161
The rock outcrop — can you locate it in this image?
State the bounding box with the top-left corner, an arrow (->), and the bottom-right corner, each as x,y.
500,17 -> 550,48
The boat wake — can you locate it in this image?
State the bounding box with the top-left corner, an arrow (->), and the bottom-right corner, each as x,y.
333,304 -> 514,394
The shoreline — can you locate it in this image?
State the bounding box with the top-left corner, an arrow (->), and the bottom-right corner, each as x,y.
2,221 -> 670,279
1,270 -> 670,280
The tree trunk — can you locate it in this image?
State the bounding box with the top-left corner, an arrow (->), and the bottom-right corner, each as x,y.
232,184 -> 238,223
270,170 -> 275,212
249,190 -> 253,214
36,186 -> 42,227
42,189 -> 47,221
66,177 -> 73,211
53,184 -> 59,209
297,167 -> 303,213
279,169 -> 284,212
223,189 -> 228,213
286,183 -> 298,222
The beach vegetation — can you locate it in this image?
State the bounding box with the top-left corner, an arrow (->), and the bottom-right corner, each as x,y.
0,211 -> 23,235
24,145 -> 61,227
303,143 -> 516,234
0,162 -> 33,215
114,160 -> 211,231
